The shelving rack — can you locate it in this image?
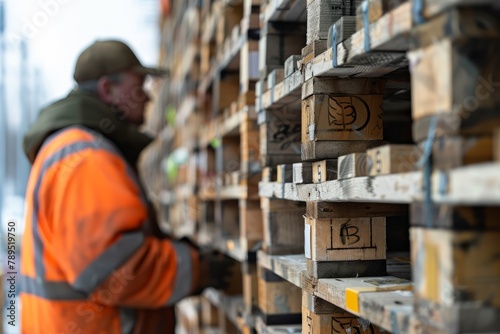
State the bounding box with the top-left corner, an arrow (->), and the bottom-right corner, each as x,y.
141,0 -> 500,333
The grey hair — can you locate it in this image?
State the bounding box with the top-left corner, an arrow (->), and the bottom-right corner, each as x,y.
77,72 -> 125,93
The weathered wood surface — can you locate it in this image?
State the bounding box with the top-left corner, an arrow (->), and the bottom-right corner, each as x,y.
257,252 -> 415,333
411,227 -> 500,333
260,162 -> 500,205
307,201 -> 408,218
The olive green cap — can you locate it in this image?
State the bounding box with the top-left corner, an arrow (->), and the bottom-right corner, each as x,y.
73,39 -> 168,83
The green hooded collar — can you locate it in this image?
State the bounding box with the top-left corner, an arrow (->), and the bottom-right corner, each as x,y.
23,89 -> 153,166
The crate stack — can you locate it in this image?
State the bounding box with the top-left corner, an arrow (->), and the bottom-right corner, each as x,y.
407,5 -> 500,333
145,0 -> 500,332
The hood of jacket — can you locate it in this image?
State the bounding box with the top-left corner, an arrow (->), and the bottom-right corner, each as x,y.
23,89 -> 153,165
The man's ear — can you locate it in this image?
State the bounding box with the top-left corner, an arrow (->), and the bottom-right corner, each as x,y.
96,77 -> 116,104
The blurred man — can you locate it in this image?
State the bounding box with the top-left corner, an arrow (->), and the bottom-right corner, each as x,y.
20,40 -> 231,333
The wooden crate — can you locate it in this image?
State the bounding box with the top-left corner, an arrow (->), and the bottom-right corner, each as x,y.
305,216 -> 386,278
261,198 -> 305,255
302,292 -> 384,334
259,109 -> 302,167
301,78 -> 385,144
411,227 -> 500,333
257,266 -> 302,325
410,36 -> 500,141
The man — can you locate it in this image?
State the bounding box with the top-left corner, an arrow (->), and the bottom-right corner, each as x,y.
21,40 -> 231,333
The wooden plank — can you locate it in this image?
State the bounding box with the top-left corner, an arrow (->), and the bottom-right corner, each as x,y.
409,38 -> 500,125
338,153 -> 368,180
411,227 -> 500,333
432,136 -> 493,170
293,162 -> 314,184
312,159 -> 338,183
366,144 -> 422,176
257,252 -> 414,333
305,217 -> 386,262
302,94 -> 384,143
201,294 -> 220,327
307,201 -> 408,219
301,140 -> 382,161
257,266 -> 302,325
410,204 -> 500,230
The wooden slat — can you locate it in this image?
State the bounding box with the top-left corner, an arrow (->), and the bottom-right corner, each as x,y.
306,201 -> 408,219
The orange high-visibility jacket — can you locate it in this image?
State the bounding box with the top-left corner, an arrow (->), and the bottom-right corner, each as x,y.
21,126 -> 199,333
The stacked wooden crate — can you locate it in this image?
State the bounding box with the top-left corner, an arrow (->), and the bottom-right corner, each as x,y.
145,0 -> 500,332
407,5 -> 500,333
